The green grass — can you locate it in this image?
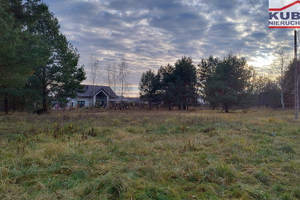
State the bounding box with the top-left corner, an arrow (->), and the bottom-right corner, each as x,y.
0,109 -> 299,199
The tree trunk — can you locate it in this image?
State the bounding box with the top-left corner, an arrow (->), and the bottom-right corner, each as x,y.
149,100 -> 152,110
183,99 -> 186,110
225,105 -> 229,113
42,67 -> 47,112
34,100 -> 37,111
280,87 -> 285,110
4,95 -> 8,115
43,95 -> 47,112
186,97 -> 189,110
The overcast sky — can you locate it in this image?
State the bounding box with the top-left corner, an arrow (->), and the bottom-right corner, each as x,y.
43,0 -> 295,97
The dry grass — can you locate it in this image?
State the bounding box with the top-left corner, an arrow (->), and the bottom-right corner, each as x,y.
0,109 -> 299,199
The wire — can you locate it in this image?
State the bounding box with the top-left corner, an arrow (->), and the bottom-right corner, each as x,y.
248,0 -> 270,29
247,0 -> 273,47
248,0 -> 293,65
247,0 -> 277,50
248,0 -> 292,45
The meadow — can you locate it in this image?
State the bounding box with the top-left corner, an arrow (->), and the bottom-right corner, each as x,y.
0,109 -> 299,200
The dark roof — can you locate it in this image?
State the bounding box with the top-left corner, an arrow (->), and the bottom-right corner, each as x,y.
126,97 -> 143,103
109,96 -> 131,103
77,85 -> 117,98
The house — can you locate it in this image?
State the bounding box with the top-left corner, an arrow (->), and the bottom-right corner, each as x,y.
68,85 -> 118,108
109,96 -> 131,104
197,96 -> 207,105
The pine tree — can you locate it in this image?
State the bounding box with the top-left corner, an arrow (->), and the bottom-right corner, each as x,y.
204,54 -> 252,112
139,70 -> 160,109
172,57 -> 197,110
157,64 -> 176,110
0,2 -> 36,114
24,1 -> 85,111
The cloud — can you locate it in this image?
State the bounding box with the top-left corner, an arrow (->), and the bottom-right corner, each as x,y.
43,0 -> 294,96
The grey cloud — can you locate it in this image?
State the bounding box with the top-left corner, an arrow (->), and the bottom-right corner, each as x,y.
107,0 -> 181,11
251,31 -> 267,40
43,0 -> 290,95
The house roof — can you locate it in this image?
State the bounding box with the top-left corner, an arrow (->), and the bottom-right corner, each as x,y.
126,97 -> 143,103
77,85 -> 118,98
109,96 -> 131,103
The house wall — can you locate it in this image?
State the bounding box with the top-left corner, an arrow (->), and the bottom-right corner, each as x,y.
95,91 -> 109,107
67,89 -> 113,109
68,97 -> 93,108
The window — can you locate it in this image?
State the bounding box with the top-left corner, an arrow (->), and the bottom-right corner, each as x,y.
78,101 -> 85,108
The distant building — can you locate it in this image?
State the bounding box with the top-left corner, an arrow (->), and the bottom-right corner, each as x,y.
197,96 -> 207,105
68,85 -> 118,108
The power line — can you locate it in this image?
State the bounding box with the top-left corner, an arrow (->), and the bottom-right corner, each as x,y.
248,0 -> 292,49
248,0 -> 270,29
247,0 -> 275,48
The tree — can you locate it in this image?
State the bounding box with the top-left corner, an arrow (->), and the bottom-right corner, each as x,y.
25,1 -> 85,111
204,54 -> 252,112
252,76 -> 281,108
139,70 -> 160,109
282,60 -> 300,109
107,63 -> 118,92
172,57 -> 197,110
277,49 -> 287,110
140,58 -> 197,110
0,0 -> 85,113
51,40 -> 86,104
90,54 -> 100,108
0,2 -> 36,114
271,48 -> 289,110
118,58 -> 130,107
157,64 -> 175,109
197,56 -> 218,98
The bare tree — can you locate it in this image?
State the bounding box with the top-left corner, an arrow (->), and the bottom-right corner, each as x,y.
118,58 -> 131,108
271,48 -> 288,110
107,64 -> 112,87
90,54 -> 100,108
279,50 -> 285,110
107,63 -> 118,92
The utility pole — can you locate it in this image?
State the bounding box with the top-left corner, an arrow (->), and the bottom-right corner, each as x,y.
294,30 -> 298,119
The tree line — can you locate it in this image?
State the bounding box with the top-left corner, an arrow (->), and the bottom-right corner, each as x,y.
1,1 -> 297,114
0,0 -> 86,114
139,54 -> 298,112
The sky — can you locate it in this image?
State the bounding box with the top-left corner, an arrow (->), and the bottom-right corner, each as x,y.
43,0 -> 296,97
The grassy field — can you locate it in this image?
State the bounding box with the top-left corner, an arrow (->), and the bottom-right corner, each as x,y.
0,109 -> 299,200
